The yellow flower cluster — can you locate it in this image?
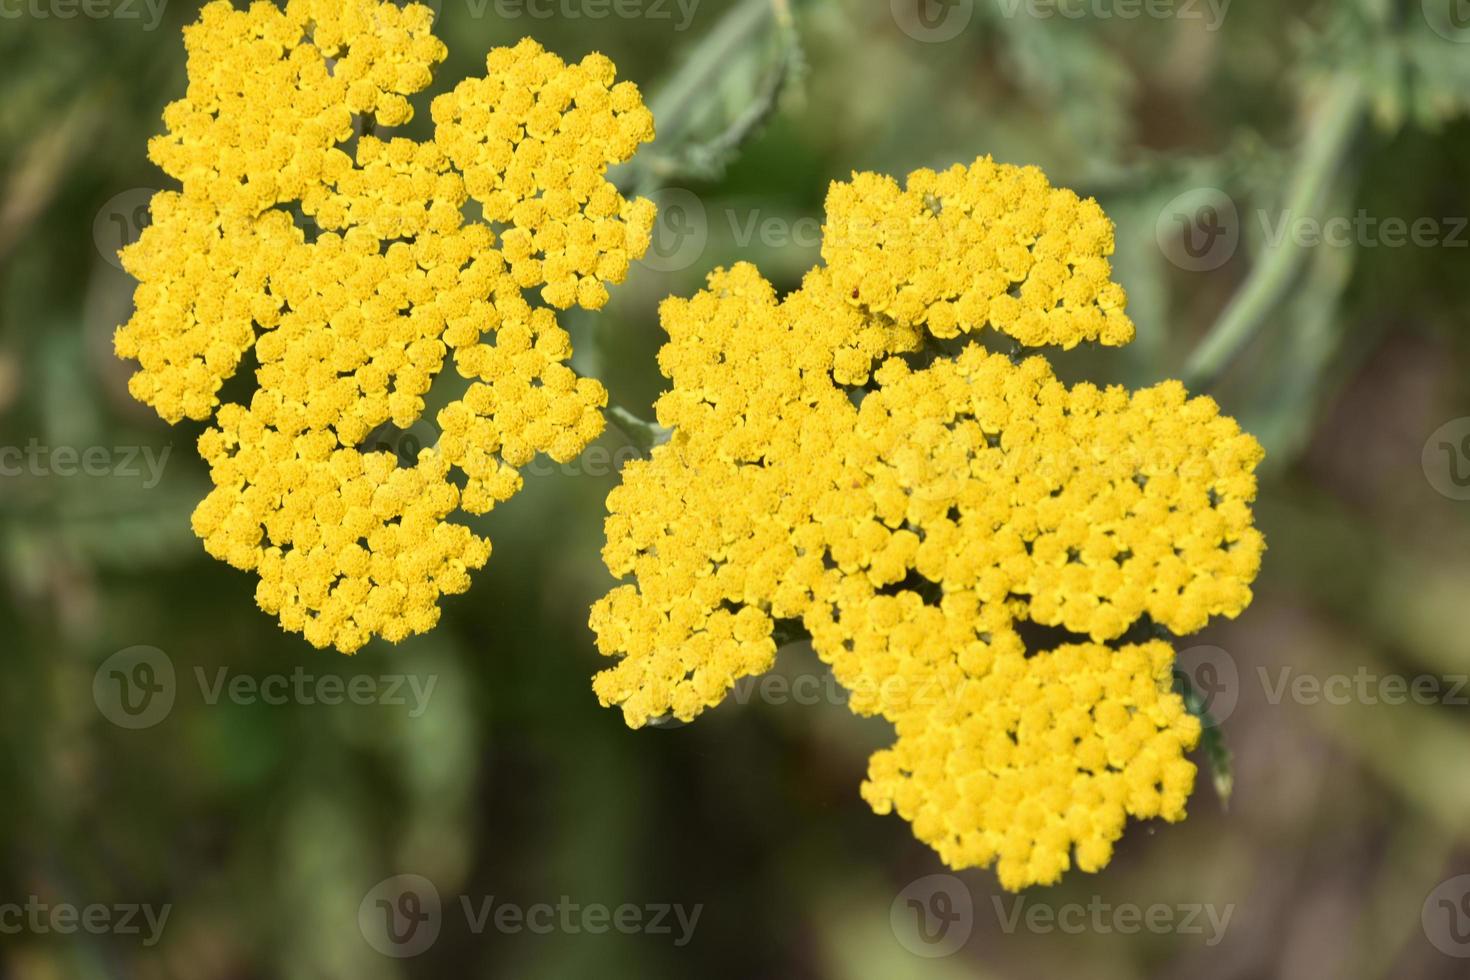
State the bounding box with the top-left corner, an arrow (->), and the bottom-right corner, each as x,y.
115,0 -> 655,651
590,158 -> 1265,889
819,157 -> 1135,384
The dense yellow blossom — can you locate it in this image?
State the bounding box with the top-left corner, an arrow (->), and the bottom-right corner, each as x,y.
590,158 -> 1264,890
115,0 -> 655,651
821,158 -> 1135,364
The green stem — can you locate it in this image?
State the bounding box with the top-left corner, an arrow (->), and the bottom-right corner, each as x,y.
605,404 -> 670,456
1173,668 -> 1233,806
646,0 -> 777,150
662,23 -> 796,184
1182,74 -> 1366,389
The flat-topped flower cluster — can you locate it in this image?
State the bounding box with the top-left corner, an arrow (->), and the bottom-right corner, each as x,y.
115,0 -> 655,651
590,158 -> 1264,890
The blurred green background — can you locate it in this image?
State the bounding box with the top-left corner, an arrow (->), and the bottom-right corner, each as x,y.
5,0 -> 1470,976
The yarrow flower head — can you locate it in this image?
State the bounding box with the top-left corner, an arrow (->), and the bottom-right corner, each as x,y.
589,157 -> 1265,890
114,0 -> 655,652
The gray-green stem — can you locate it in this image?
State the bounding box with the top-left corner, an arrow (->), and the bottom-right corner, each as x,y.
1182,73 -> 1366,390
605,404 -> 670,456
